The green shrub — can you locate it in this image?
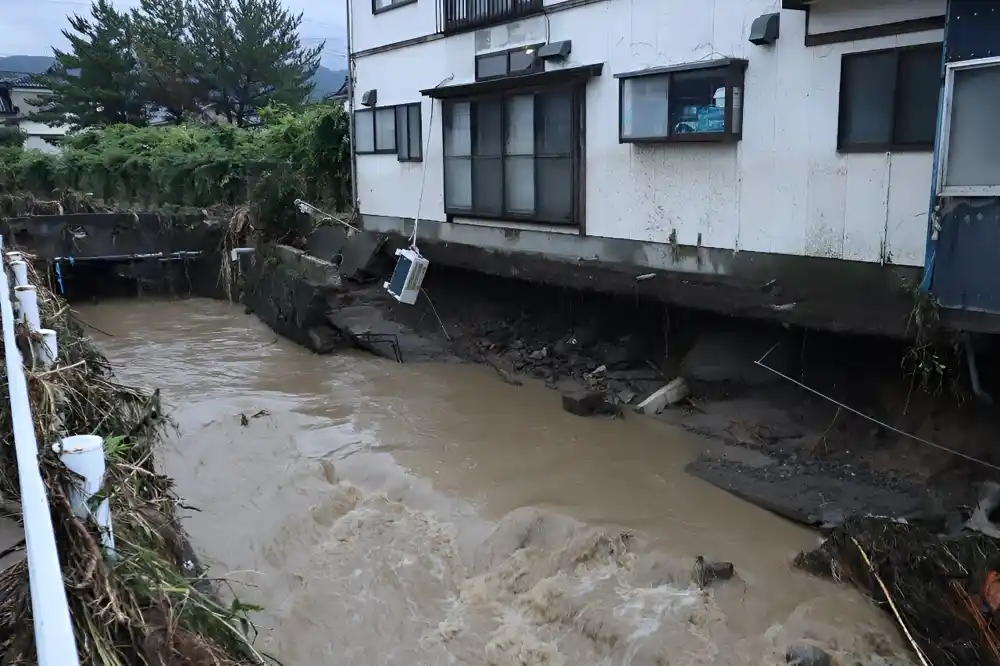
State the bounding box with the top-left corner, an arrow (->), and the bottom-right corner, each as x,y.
0,103 -> 351,239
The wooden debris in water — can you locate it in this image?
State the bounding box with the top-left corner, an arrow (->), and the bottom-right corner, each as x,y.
795,515 -> 1000,666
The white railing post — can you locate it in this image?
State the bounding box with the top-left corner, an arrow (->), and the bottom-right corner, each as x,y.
53,436 -> 115,555
13,285 -> 41,332
0,240 -> 81,666
9,261 -> 28,287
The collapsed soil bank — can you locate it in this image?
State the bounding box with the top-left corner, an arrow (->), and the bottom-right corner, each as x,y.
240,244 -> 1000,532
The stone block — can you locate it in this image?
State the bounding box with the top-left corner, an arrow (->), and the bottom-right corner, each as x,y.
561,389 -> 607,417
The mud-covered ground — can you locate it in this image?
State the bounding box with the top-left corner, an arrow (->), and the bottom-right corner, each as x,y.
323,265 -> 1000,531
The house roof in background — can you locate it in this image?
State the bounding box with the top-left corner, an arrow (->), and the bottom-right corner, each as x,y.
0,72 -> 48,89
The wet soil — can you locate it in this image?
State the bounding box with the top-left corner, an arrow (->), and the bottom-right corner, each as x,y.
324,266 -> 1000,530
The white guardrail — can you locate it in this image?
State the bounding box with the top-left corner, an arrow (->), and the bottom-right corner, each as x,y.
0,239 -> 81,666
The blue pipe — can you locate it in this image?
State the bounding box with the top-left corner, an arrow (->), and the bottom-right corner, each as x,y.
920,2 -> 951,293
54,257 -> 72,296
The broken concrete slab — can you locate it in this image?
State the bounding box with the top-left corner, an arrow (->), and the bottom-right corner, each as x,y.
244,254 -> 345,354
273,245 -> 344,289
326,289 -> 453,363
305,225 -> 349,263
561,389 -> 608,417
686,454 -> 928,528
339,231 -> 385,280
635,377 -> 689,414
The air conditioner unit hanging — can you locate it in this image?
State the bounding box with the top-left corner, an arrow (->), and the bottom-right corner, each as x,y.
384,247 -> 429,305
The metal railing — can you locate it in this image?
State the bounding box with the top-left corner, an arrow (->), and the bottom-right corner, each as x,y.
440,0 -> 544,34
0,241 -> 81,666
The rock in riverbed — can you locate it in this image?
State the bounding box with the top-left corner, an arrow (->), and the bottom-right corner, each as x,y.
786,644 -> 832,666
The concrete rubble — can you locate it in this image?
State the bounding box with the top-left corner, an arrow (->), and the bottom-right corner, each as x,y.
635,377 -> 690,414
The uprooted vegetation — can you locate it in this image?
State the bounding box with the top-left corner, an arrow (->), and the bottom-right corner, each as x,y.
0,103 -> 352,241
0,259 -> 271,664
796,516 -> 1000,666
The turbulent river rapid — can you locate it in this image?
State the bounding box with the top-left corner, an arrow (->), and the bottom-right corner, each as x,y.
78,298 -> 913,666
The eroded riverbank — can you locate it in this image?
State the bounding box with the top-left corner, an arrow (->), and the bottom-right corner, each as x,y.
78,298 -> 913,666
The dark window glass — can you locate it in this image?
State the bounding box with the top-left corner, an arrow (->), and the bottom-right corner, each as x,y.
354,109 -> 375,153
619,60 -> 745,142
474,99 -> 503,156
667,69 -> 729,136
536,157 -> 572,220
838,44 -> 941,151
894,48 -> 942,146
374,107 -> 396,151
509,49 -> 538,74
443,86 -> 579,224
537,90 -> 572,154
396,104 -> 422,161
840,52 -> 896,146
472,157 -> 503,214
476,53 -> 507,80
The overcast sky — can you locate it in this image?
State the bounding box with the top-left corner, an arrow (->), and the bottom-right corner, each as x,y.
1,0 -> 347,67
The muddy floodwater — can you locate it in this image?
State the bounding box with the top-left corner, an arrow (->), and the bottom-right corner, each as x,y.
78,298 -> 912,666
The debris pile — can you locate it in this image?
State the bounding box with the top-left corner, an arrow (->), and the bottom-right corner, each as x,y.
795,515 -> 1000,666
0,254 -> 268,664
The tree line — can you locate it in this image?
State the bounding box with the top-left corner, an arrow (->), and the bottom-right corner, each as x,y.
33,0 -> 324,130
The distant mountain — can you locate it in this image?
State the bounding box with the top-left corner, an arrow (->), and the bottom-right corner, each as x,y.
0,55 -> 56,74
0,55 -> 346,101
314,67 -> 347,99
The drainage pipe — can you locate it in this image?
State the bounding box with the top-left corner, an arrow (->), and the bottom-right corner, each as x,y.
963,332 -> 993,405
0,239 -> 81,666
52,251 -> 202,262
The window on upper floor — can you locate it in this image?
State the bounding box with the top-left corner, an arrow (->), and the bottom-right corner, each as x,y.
475,45 -> 544,81
443,86 -> 579,225
617,59 -> 747,144
838,43 -> 942,153
355,103 -> 423,162
373,0 -> 416,14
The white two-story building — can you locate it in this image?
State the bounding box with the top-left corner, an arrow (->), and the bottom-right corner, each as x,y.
0,73 -> 68,153
347,0 -> 998,336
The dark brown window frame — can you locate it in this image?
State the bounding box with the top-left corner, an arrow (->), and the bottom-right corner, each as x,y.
354,107 -> 396,155
372,0 -> 417,15
837,42 -> 943,154
615,58 -> 747,145
395,102 -> 423,162
441,82 -> 585,227
355,103 -> 424,160
474,44 -> 544,82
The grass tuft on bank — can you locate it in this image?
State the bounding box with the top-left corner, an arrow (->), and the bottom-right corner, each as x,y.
0,257 -> 272,665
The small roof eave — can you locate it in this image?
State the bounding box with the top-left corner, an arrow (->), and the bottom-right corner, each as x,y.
421,63 -> 604,99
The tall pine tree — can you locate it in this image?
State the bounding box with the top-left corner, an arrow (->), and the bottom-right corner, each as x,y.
32,0 -> 147,129
33,0 -> 323,129
192,0 -> 322,127
132,0 -> 201,123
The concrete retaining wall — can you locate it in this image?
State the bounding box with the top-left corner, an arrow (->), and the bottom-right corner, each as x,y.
241,245 -> 345,353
